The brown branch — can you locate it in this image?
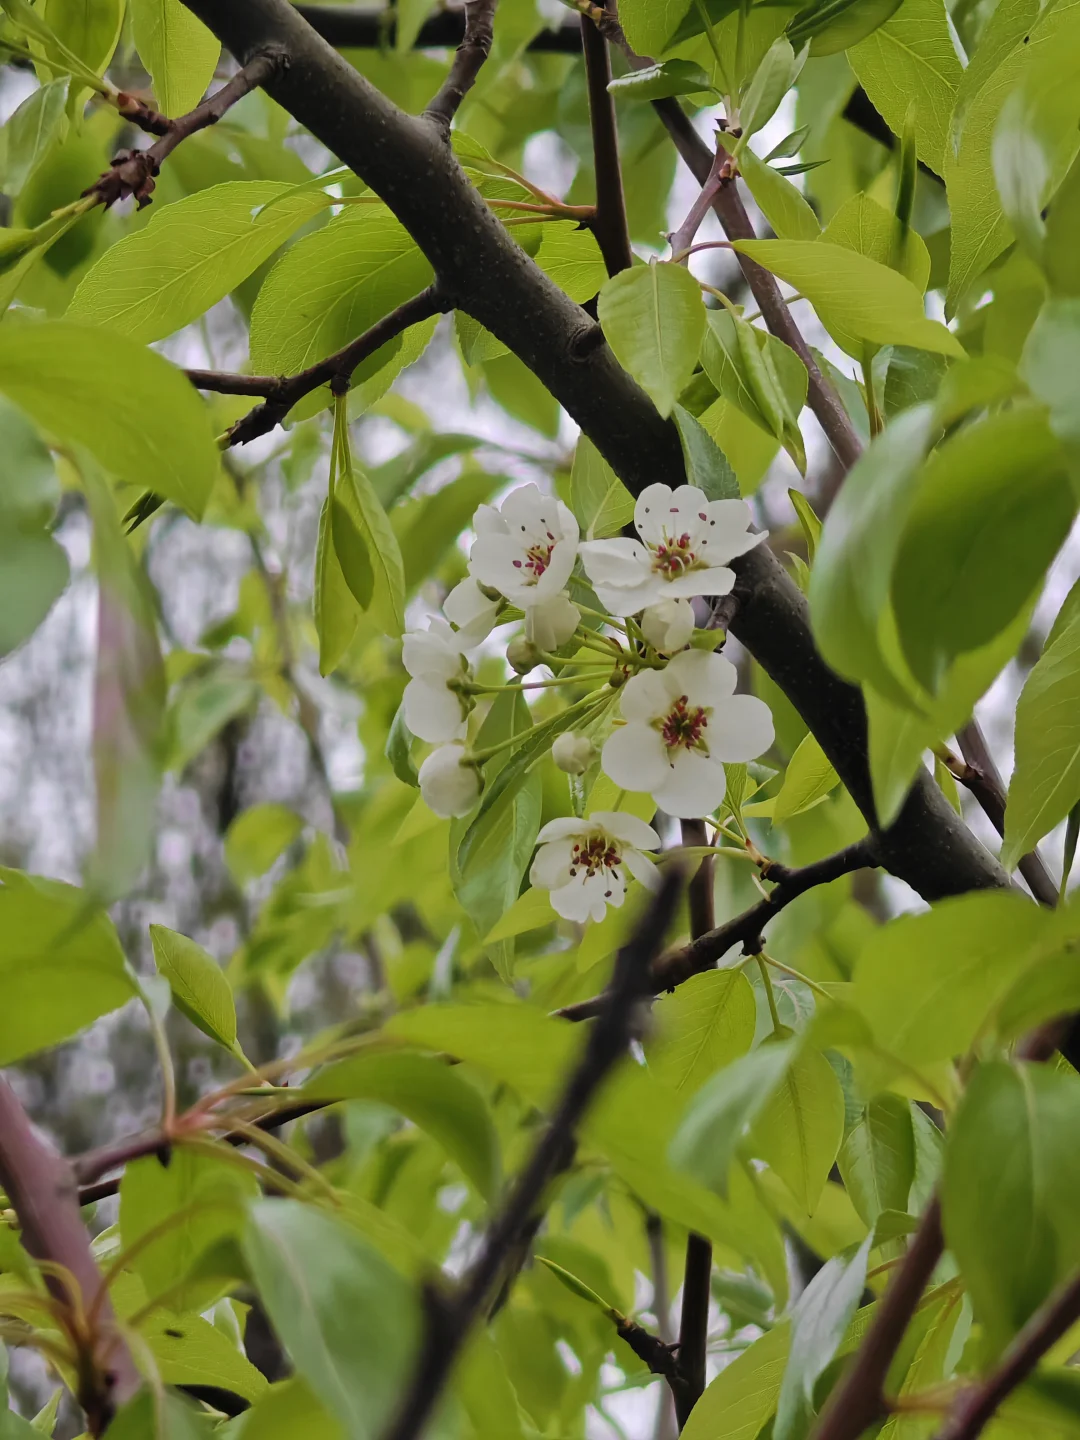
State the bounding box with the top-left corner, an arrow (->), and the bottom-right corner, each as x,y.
953,722 -> 1058,910
669,143 -> 732,263
217,286 -> 446,446
89,51 -> 283,208
580,10 -> 633,277
423,0 -> 496,132
556,837 -> 877,1022
379,870 -> 683,1440
932,1268 -> 1080,1440
0,1077 -> 140,1434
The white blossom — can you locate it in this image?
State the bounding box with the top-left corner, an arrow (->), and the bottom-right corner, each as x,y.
402,619 -> 469,744
419,743 -> 481,818
525,591 -> 581,652
601,650 -> 773,818
641,597 -> 694,653
443,577 -> 500,649
469,483 -> 579,608
552,731 -> 598,776
579,483 -> 763,616
530,810 -> 660,923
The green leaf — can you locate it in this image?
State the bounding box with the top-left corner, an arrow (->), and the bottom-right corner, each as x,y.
0,530 -> 68,658
673,403 -> 740,500
749,1044 -> 845,1215
732,241 -> 963,359
43,0 -> 123,75
837,1095 -> 915,1227
304,1048 -> 502,1201
597,260 -> 706,418
384,704 -> 419,788
670,1039 -> 798,1195
851,890 -> 1053,1068
140,1309 -> 268,1407
314,490 -> 360,676
1,79 -> 68,197
647,969 -> 757,1094
774,1234 -> 875,1440
250,206 -> 434,419
0,868 -> 135,1064
847,0 -> 962,174
224,1379 -> 343,1440
570,434 -> 635,540
119,1147 -> 256,1312
224,803 -> 304,884
535,1256 -> 621,1319
104,1391 -> 214,1440
608,59 -> 715,102
788,0 -> 903,56
242,1199 -> 422,1440
395,468 -> 497,590
68,182 -> 333,343
165,666 -> 257,772
0,322 -> 220,520
483,885 -> 557,942
1003,609 -> 1080,869
943,1061 -> 1080,1353
130,0 -> 220,117
618,0 -> 694,57
700,310 -> 807,470
821,191 -> 930,291
681,1324 -> 790,1440
740,39 -> 805,144
772,732 -> 840,822
150,924 -> 240,1057
1021,297 -> 1080,451
739,148 -> 822,242
891,408 -> 1073,692
1046,154 -> 1080,297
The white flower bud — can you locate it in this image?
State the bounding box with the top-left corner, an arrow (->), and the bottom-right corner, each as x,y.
552,731 -> 598,776
506,637 -> 541,674
641,597 -> 695,653
419,743 -> 482,818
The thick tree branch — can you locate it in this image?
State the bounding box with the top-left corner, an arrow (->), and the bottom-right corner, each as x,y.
580,11 -> 633,277
379,871 -> 683,1440
556,837 -> 877,1022
932,1268 -> 1080,1440
191,287 -> 446,446
0,1077 -> 140,1433
424,0 -> 496,131
89,51 -> 283,208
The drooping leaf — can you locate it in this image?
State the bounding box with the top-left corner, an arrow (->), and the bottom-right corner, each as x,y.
739,147 -> 821,242
647,969 -> 757,1095
681,1324 -> 791,1440
150,924 -> 241,1057
608,59 -> 715,103
130,0 -> 221,117
748,1043 -> 846,1215
597,260 -> 706,418
569,434 -> 634,540
837,1095 -> 915,1227
0,79 -> 68,197
673,403 -> 740,500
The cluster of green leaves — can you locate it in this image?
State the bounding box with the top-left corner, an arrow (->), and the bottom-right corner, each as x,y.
4,0 -> 1080,1435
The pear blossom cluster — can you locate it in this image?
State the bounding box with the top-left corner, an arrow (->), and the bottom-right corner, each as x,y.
403,480 -> 775,924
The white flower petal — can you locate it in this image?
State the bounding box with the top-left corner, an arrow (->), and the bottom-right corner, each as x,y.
419,744 -> 481,817
444,578 -> 500,649
634,484 -> 676,545
666,649 -> 738,707
664,566 -> 736,600
549,876 -> 596,923
602,723 -> 669,791
534,537 -> 578,599
472,504 -> 508,537
710,694 -> 775,762
536,816 -> 586,844
595,811 -> 660,849
624,848 -> 661,890
641,598 -> 694,653
469,534 -> 532,597
593,578 -> 665,617
619,668 -> 672,722
404,677 -> 466,744
703,499 -> 764,563
531,838 -> 576,890
555,500 -> 580,545
402,629 -> 460,680
653,750 -> 726,818
525,592 -> 580,650
580,536 -> 651,581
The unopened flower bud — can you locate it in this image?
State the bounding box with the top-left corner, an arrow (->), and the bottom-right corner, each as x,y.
419,743 -> 482,818
552,731 -> 597,776
641,597 -> 694,653
506,637 -> 541,674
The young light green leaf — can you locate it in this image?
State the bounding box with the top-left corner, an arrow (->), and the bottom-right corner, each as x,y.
772,731 -> 840,822
822,191 -> 930,291
739,148 -> 821,242
740,39 -> 805,144
673,403 -> 740,500
837,1095 -> 915,1227
243,1200 -> 421,1440
0,322 -> 220,520
69,182 -> 334,343
150,924 -> 240,1057
597,260 -> 706,418
617,0 -> 694,57
681,1324 -> 790,1440
788,0 -> 903,55
648,970 -> 757,1095
1,79 -> 68,197
130,0 -> 220,117
1020,297 -> 1080,451
304,1048 -> 502,1200
483,885 -> 557,943
0,530 -> 68,659
748,1044 -> 845,1215
788,489 -> 821,561
535,1257 -> 622,1320
608,59 -> 715,103
1003,609 -> 1080,869
44,0 -> 124,75
774,1233 -> 874,1440
385,703 -> 419,788
731,240 -> 963,359
224,803 -> 304,884
570,434 -> 635,539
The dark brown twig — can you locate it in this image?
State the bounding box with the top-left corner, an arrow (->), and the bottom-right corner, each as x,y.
580,10 -> 633,277
89,51 -> 283,208
423,0 -> 496,132
669,142 -> 732,264
379,870 -> 683,1440
932,1268 -> 1080,1440
0,1078 -> 140,1434
556,838 -> 877,1022
203,286 -> 445,446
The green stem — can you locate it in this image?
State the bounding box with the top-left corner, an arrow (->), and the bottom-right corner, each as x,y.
694,0 -> 730,94
862,344 -> 883,438
760,951 -> 832,1000
757,955 -> 782,1034
466,672 -> 610,694
468,691 -> 609,764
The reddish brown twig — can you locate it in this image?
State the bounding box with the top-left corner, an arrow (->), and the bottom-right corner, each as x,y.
424,0 -> 496,131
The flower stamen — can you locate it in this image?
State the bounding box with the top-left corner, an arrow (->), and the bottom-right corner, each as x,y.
657,694 -> 711,754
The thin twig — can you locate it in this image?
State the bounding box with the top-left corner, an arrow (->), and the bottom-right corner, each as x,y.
932,1268 -> 1080,1440
580,9 -> 633,276
424,0 -> 497,132
669,143 -> 732,265
379,870 -> 684,1440
88,51 -> 283,208
555,838 -> 877,1022
0,1078 -> 140,1434
212,286 -> 445,446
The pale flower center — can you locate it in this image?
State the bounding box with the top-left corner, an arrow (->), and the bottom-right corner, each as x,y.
656,694 -> 710,754
568,833 -> 623,894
